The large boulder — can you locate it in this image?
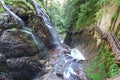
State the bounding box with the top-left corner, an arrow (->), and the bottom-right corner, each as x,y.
0,29 -> 38,58
0,57 -> 45,80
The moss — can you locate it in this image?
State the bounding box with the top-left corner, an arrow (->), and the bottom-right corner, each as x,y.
114,0 -> 120,5
117,34 -> 120,41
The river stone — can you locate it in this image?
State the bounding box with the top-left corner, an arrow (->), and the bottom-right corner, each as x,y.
0,72 -> 12,80
0,29 -> 38,58
0,53 -> 5,60
0,57 -> 45,80
40,54 -> 87,80
6,57 -> 44,80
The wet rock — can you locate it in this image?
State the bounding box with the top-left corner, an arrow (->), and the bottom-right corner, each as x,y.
0,12 -> 17,32
41,54 -> 87,80
0,29 -> 38,58
28,17 -> 52,49
6,57 -> 45,80
67,30 -> 98,59
0,72 -> 12,80
0,55 -> 46,80
0,53 -> 5,60
0,53 -> 6,72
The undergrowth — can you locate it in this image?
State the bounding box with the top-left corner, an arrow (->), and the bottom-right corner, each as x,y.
85,42 -> 120,80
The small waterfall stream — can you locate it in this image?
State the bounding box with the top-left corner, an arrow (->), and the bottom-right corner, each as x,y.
30,0 -> 62,49
63,48 -> 87,80
43,48 -> 88,80
0,0 -> 48,59
29,0 -> 88,78
0,0 -> 88,80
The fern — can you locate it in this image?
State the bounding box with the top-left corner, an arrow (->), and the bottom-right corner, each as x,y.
114,0 -> 120,5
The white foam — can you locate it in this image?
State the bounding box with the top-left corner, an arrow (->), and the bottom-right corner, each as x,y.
63,64 -> 77,79
68,65 -> 76,75
70,48 -> 86,60
63,70 -> 70,79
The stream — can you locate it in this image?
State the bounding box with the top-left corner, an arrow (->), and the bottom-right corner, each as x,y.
44,48 -> 87,80
0,0 -> 88,80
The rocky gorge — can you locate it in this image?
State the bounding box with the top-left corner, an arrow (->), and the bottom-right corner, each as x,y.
0,0 -> 120,80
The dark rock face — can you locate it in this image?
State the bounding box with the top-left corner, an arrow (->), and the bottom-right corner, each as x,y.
0,57 -> 45,80
0,9 -> 57,50
0,30 -> 38,58
0,6 -> 53,79
27,16 -> 54,49
6,57 -> 44,80
71,31 -> 98,59
0,4 -> 61,80
64,29 -> 98,59
0,12 -> 17,32
64,31 -> 73,46
0,30 -> 45,80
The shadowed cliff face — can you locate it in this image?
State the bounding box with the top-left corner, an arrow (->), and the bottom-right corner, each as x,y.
0,7 -> 59,49
0,1 -> 63,79
64,29 -> 98,59
0,29 -> 46,80
0,6 -> 50,80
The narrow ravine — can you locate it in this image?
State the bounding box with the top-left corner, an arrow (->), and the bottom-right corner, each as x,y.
0,0 -> 119,80
0,0 -> 88,80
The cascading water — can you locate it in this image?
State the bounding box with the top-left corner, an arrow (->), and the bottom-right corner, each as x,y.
63,48 -> 87,80
27,1 -> 88,79
0,0 -> 48,59
0,0 -> 88,79
21,27 -> 48,58
43,48 -> 88,80
68,48 -> 86,61
30,0 -> 62,49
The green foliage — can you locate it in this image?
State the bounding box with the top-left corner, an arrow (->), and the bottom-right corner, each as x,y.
109,63 -> 120,77
85,43 -> 108,80
64,0 -> 103,31
111,12 -> 118,22
0,2 -> 4,12
76,0 -> 99,30
96,0 -> 110,6
117,34 -> 120,41
63,0 -> 82,30
47,1 -> 65,36
63,0 -> 115,31
114,0 -> 120,5
0,7 -> 4,13
0,0 -> 44,14
11,27 -> 17,31
85,42 -> 120,80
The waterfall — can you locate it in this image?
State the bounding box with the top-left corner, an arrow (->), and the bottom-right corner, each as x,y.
48,48 -> 87,80
70,48 -> 86,61
63,48 -> 87,79
30,0 -> 62,49
21,27 -> 48,59
0,0 -> 48,59
0,1 -> 88,79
